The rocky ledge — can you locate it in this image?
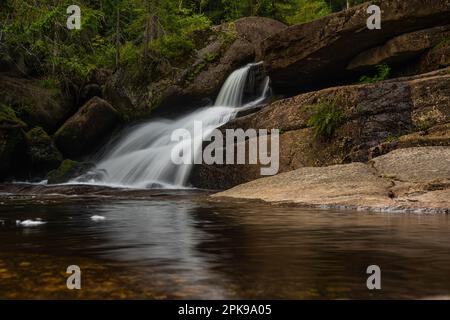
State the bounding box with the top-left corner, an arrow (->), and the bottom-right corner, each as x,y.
212,147 -> 450,214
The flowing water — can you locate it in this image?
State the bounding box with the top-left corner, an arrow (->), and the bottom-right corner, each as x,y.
73,63 -> 270,189
0,187 -> 449,299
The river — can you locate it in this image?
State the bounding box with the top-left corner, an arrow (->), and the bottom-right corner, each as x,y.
0,185 -> 449,299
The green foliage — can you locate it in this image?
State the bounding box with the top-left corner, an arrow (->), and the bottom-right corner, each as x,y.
359,64 -> 391,84
279,0 -> 331,25
307,100 -> 346,139
0,0 -> 359,83
150,35 -> 194,60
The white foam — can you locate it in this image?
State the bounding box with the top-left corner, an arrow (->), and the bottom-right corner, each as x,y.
90,215 -> 106,221
16,219 -> 46,227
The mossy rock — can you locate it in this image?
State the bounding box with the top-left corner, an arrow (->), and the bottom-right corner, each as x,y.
47,159 -> 93,184
26,127 -> 62,177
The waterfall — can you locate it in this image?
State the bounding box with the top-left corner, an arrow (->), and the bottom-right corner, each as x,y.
214,66 -> 250,107
73,63 -> 269,189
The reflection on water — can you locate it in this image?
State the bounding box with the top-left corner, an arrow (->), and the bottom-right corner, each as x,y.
0,188 -> 449,299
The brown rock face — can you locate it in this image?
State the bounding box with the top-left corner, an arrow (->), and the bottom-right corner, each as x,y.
190,68 -> 450,189
347,25 -> 450,71
54,97 -> 122,158
212,147 -> 450,213
419,42 -> 450,73
258,0 -> 450,94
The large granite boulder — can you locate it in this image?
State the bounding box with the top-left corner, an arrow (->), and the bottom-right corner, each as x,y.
258,0 -> 450,94
54,97 -> 122,158
212,147 -> 450,213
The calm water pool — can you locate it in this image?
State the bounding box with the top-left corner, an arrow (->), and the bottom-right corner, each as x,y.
0,185 -> 449,299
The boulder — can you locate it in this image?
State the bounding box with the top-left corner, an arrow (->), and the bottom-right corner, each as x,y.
190,68 -> 450,189
258,0 -> 450,94
54,97 -> 122,158
212,147 -> 450,213
0,74 -> 74,133
26,127 -> 62,177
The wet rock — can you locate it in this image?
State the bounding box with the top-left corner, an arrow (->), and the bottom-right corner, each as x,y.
54,97 -> 122,158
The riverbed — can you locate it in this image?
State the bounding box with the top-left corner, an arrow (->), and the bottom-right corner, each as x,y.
0,184 -> 449,299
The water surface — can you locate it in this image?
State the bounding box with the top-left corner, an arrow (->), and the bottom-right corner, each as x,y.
0,185 -> 449,299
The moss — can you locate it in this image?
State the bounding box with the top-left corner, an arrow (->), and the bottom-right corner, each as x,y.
307,100 -> 347,139
47,159 -> 79,184
0,103 -> 26,127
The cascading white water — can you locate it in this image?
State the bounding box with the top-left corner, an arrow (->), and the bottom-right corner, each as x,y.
73,63 -> 269,189
214,65 -> 250,107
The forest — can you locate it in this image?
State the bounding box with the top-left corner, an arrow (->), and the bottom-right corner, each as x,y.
0,0 -> 365,83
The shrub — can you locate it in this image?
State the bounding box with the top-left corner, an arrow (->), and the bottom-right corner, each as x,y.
307,101 -> 346,139
359,64 -> 391,84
